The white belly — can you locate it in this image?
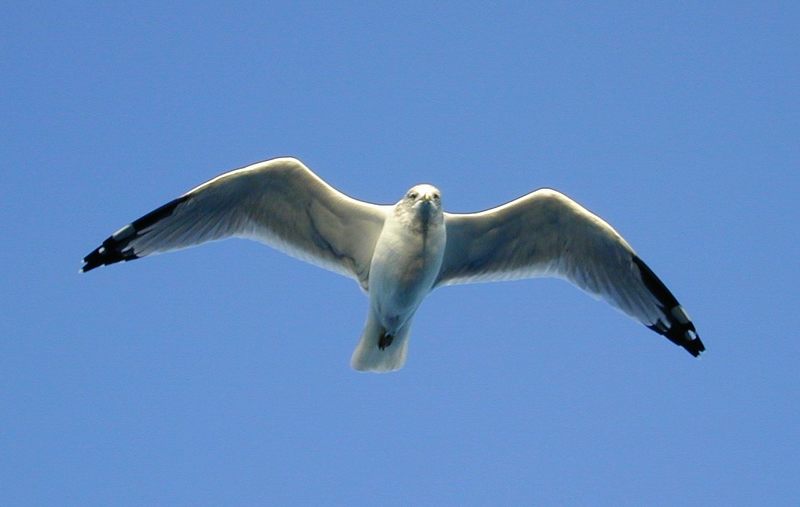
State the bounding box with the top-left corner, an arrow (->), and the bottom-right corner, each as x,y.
368,215 -> 445,332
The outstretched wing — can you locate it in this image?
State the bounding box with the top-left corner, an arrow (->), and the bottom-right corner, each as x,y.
436,188 -> 704,356
82,157 -> 389,288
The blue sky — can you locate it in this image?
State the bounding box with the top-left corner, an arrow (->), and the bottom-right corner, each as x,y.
2,2 -> 798,505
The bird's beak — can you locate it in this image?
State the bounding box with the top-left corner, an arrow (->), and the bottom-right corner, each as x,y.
421,192 -> 437,203
415,195 -> 435,215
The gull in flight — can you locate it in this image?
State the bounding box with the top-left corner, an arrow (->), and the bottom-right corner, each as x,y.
82,157 -> 705,372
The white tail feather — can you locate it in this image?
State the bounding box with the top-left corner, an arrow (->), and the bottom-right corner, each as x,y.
350,310 -> 412,372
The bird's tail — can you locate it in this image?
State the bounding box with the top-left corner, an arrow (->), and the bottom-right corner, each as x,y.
350,309 -> 412,373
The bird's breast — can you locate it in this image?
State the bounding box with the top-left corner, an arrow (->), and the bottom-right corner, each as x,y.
368,216 -> 446,328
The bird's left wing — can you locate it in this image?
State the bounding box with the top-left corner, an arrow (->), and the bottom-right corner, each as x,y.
436,188 -> 704,356
82,157 -> 389,288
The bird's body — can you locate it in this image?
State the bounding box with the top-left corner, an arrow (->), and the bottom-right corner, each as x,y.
370,185 -> 446,331
353,185 -> 447,370
83,157 -> 704,372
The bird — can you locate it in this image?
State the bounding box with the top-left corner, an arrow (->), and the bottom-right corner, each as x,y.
82,156 -> 704,372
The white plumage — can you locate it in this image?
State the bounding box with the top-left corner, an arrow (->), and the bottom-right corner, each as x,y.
83,157 -> 704,372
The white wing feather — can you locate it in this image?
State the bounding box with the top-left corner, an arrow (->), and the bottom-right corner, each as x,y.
436,189 -> 704,355
82,157 -> 389,288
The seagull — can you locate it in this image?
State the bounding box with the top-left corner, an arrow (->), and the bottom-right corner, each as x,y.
82,157 -> 704,372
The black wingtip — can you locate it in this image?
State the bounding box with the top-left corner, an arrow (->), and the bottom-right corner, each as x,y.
81,195 -> 189,273
684,334 -> 706,357
633,255 -> 706,358
81,238 -> 139,272
650,321 -> 705,357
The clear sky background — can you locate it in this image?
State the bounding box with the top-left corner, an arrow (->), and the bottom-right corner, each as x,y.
2,2 -> 798,505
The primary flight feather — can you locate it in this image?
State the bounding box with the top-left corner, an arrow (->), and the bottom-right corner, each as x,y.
82,157 -> 704,372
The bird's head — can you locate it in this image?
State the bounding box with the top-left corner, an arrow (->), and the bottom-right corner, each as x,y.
405,184 -> 440,203
397,184 -> 443,226
404,184 -> 441,209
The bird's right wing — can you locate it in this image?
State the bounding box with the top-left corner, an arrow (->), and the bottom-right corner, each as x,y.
436,189 -> 704,356
82,157 -> 389,288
